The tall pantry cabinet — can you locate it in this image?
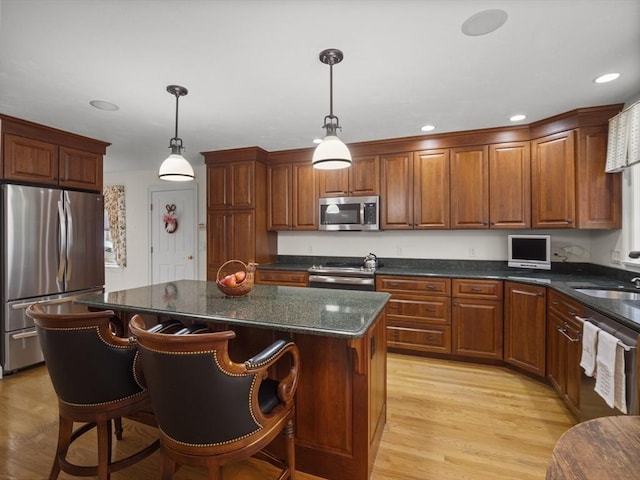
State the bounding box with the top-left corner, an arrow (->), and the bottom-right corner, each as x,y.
203,147 -> 277,280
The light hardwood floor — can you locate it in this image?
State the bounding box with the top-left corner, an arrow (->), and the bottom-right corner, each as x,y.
0,354 -> 575,479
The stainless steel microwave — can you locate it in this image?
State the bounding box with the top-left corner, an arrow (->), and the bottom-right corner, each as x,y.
319,196 -> 379,231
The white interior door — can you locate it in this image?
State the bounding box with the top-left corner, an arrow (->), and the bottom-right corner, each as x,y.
150,185 -> 197,284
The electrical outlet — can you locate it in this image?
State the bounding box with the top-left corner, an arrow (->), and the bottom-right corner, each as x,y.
612,250 -> 621,263
469,248 -> 476,258
396,246 -> 403,256
308,245 -> 313,254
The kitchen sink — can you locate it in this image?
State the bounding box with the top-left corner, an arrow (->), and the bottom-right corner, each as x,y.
575,288 -> 640,301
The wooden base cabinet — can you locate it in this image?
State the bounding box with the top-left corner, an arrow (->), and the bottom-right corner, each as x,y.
452,279 -> 503,360
546,290 -> 583,416
255,269 -> 308,287
229,313 -> 387,480
377,275 -> 452,354
504,282 -> 547,377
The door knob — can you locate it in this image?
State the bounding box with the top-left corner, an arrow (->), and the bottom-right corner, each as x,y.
187,255 -> 193,260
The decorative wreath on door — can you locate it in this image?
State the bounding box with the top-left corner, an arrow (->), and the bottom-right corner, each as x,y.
162,204 -> 178,233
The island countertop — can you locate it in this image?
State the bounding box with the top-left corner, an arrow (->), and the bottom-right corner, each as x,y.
76,279 -> 391,339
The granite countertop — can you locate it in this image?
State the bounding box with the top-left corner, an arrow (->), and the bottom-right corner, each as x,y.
258,258 -> 640,332
76,280 -> 390,339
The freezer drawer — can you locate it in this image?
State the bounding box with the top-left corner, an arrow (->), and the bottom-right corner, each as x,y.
3,290 -> 104,332
2,328 -> 44,373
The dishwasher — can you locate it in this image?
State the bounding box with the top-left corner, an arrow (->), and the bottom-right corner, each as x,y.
579,307 -> 639,422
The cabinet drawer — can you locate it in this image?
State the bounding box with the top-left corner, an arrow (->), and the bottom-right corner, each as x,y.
256,270 -> 308,287
548,289 -> 582,320
387,324 -> 451,354
386,297 -> 451,324
452,279 -> 503,299
376,275 -> 451,296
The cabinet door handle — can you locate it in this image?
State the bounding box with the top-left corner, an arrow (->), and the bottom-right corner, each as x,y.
470,287 -> 483,292
557,326 -> 581,343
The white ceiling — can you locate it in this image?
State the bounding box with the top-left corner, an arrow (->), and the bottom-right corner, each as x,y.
1,0 -> 639,174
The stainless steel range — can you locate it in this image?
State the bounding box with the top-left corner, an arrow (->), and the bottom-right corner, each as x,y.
308,263 -> 376,291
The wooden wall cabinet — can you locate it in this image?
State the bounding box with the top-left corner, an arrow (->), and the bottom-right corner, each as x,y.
203,148 -> 277,279
452,279 -> 504,360
546,289 -> 583,416
317,154 -> 380,197
531,131 -> 576,228
376,275 -> 452,354
450,146 -> 489,229
575,125 -> 622,228
267,162 -> 317,230
207,160 -> 255,210
489,141 -> 530,229
255,269 -> 308,287
504,281 -> 547,377
380,152 -> 414,229
413,149 -> 450,229
1,116 -> 108,192
381,150 -> 450,229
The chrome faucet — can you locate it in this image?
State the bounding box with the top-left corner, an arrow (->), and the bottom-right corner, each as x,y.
632,277 -> 640,288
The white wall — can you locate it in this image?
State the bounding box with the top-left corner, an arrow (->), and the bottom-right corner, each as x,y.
103,165 -> 207,292
277,229 -> 592,262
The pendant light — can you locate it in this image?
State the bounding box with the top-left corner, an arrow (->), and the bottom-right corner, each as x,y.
312,48 -> 352,170
159,85 -> 195,181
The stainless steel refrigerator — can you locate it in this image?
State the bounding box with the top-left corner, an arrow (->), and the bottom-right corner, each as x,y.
1,184 -> 105,373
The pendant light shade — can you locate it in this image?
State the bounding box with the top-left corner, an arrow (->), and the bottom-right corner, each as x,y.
159,85 -> 194,181
312,135 -> 352,170
312,49 -> 351,170
159,153 -> 195,181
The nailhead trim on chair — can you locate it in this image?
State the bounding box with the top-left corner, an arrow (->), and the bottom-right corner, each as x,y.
138,347 -> 266,444
40,325 -> 132,349
63,390 -> 148,408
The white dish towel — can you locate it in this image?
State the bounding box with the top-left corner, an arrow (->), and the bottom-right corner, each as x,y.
594,329 -> 627,413
580,321 -> 599,377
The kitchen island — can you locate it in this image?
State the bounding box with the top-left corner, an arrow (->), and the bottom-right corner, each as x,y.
77,280 -> 391,480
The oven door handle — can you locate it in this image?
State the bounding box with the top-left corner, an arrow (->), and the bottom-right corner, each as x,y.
309,275 -> 374,287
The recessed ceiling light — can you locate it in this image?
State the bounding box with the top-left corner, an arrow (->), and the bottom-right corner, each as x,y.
313,138 -> 323,144
421,125 -> 435,132
509,114 -> 526,122
461,9 -> 508,36
594,73 -> 620,84
90,100 -> 119,111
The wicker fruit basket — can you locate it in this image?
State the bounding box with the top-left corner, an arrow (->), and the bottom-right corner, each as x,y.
216,260 -> 257,297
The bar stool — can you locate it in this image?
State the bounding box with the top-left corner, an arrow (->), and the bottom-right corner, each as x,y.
129,314 -> 300,479
26,303 -> 160,480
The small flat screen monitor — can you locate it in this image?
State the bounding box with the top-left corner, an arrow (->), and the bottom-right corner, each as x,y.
508,235 -> 551,270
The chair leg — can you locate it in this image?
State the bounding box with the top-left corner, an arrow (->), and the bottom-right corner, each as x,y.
50,415 -> 73,480
161,454 -> 177,480
205,460 -> 222,480
113,417 -> 123,440
96,418 -> 113,480
285,418 -> 296,480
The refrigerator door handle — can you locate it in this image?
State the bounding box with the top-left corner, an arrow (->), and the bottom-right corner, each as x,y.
12,330 -> 39,340
57,199 -> 67,283
65,196 -> 73,282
